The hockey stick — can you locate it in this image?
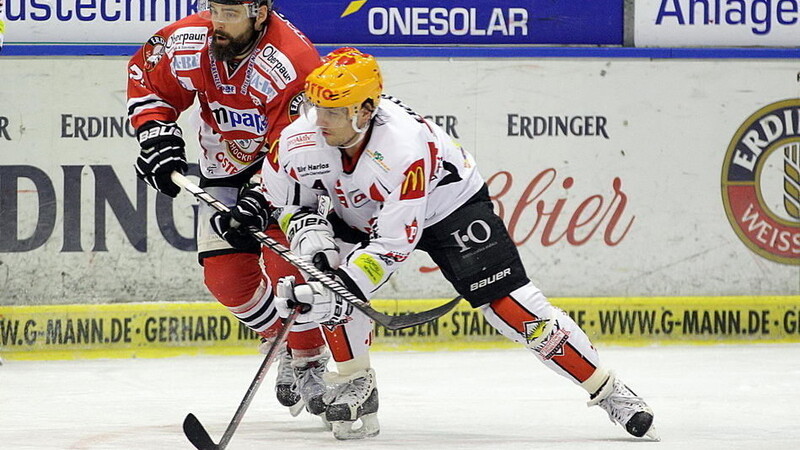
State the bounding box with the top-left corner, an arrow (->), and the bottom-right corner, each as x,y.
171,172 -> 462,330
183,306 -> 302,450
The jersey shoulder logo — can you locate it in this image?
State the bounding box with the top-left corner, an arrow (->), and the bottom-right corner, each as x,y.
143,35 -> 166,72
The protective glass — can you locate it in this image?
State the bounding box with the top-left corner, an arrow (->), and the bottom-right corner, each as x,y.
197,1 -> 256,23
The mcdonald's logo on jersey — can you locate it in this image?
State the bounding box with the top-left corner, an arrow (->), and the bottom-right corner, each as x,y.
400,159 -> 426,200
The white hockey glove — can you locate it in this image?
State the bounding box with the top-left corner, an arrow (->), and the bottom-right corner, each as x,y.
274,276 -> 350,325
284,210 -> 341,271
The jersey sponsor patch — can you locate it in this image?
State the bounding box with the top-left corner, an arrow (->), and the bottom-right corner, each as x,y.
365,148 -> 391,172
353,254 -> 384,285
249,72 -> 279,103
400,159 -> 426,200
286,132 -> 316,153
172,53 -> 201,71
226,138 -> 267,164
143,35 -> 166,72
209,101 -> 268,136
295,162 -> 331,176
166,26 -> 207,53
256,45 -> 298,89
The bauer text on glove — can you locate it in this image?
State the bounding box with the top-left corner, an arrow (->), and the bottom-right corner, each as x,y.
274,276 -> 351,324
284,210 -> 341,271
134,120 -> 187,198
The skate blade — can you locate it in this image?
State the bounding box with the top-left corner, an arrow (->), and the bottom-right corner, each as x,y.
331,413 -> 380,440
320,415 -> 333,431
645,424 -> 661,441
288,399 -> 305,417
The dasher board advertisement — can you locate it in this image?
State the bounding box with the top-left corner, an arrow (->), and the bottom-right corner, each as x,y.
0,0 -> 622,49
635,0 -> 800,47
0,57 -> 797,305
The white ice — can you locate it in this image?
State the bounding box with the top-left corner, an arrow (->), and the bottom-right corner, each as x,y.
2,344 -> 799,449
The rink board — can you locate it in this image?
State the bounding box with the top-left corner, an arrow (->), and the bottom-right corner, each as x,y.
1,296 -> 799,360
1,57 -> 798,307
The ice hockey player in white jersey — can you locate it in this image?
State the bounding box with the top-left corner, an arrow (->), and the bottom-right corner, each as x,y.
263,47 -> 660,441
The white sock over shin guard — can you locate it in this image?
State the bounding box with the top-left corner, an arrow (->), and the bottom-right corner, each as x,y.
481,282 -> 605,387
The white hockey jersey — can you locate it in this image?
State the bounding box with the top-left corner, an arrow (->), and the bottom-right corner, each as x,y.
262,96 -> 484,299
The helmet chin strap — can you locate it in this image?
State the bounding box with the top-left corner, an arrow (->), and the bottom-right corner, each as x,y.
337,111 -> 372,149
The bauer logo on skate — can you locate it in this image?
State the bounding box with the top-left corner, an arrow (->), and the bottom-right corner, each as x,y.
722,99 -> 800,265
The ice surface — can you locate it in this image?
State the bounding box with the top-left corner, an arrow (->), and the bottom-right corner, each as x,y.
2,344 -> 799,449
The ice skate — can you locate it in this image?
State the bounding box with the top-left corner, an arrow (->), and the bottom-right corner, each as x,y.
291,351 -> 330,416
588,371 -> 660,441
323,368 -> 380,440
268,341 -> 304,416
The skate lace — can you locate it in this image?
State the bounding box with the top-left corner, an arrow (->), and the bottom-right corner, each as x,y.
292,355 -> 329,398
275,346 -> 295,387
325,373 -> 372,405
596,381 -> 646,425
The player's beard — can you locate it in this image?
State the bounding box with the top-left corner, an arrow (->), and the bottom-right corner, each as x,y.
210,28 -> 256,62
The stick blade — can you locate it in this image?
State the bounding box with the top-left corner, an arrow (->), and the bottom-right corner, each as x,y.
375,296 -> 463,330
183,413 -> 220,450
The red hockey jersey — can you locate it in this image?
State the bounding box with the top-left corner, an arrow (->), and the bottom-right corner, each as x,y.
127,12 -> 320,181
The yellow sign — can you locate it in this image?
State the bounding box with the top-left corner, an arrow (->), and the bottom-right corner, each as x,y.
1,296 -> 798,360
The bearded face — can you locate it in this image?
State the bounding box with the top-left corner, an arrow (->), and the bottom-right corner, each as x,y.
209,21 -> 257,61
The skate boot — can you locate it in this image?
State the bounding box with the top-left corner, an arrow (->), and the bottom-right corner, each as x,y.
267,341 -> 304,416
291,351 -> 330,416
323,368 -> 380,440
588,371 -> 660,441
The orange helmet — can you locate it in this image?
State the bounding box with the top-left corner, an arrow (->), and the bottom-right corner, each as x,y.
305,48 -> 382,111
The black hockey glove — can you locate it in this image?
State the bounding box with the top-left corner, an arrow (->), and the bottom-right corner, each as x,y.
210,183 -> 272,251
134,120 -> 187,198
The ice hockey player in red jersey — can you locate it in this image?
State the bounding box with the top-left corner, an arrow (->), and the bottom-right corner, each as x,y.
263,48 -> 661,441
127,0 -> 329,417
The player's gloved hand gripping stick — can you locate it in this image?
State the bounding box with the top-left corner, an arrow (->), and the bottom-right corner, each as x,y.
170,171 -> 463,331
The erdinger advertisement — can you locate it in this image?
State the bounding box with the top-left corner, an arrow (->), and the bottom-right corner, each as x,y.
1,0 -> 622,47
722,99 -> 800,265
0,58 -> 797,306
